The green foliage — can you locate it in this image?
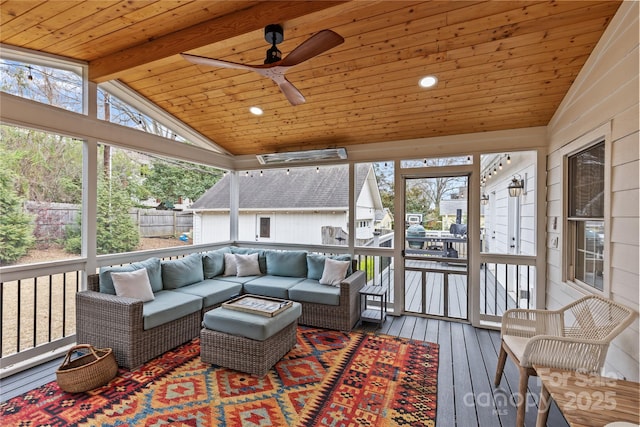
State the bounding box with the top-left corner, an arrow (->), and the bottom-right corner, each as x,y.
96,179 -> 139,254
0,126 -> 82,203
405,186 -> 429,219
64,178 -> 140,255
359,258 -> 375,281
0,166 -> 34,265
142,160 -> 222,205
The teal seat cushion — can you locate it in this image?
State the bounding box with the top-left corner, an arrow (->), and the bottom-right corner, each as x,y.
230,247 -> 266,273
288,279 -> 341,306
243,275 -> 305,299
202,248 -> 231,278
142,290 -> 202,330
99,257 -> 163,294
215,275 -> 261,285
173,279 -> 242,308
306,254 -> 352,280
265,250 -> 308,277
162,253 -> 204,289
202,302 -> 302,341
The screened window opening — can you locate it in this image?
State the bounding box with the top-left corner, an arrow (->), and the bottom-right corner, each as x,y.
567,141 -> 605,291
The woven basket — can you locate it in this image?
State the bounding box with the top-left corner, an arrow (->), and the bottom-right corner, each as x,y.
56,344 -> 118,393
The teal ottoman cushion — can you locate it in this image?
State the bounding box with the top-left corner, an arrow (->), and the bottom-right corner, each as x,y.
202,302 -> 302,341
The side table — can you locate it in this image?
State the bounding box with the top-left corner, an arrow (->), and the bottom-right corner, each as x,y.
359,285 -> 387,326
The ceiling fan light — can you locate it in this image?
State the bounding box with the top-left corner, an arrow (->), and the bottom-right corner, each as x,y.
419,75 -> 438,88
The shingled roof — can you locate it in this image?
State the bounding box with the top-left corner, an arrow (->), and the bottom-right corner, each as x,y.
190,164 -> 373,210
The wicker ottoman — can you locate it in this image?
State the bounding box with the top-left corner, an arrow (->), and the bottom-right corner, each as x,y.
200,301 -> 302,377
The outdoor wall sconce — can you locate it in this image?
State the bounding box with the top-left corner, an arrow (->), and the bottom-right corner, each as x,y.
481,193 -> 489,205
508,174 -> 526,197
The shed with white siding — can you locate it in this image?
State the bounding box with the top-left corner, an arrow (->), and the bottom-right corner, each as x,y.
189,164 -> 383,245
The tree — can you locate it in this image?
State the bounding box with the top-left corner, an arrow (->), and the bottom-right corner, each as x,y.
373,162 -> 394,212
65,178 -> 140,254
142,160 -> 222,206
0,126 -> 83,203
0,165 -> 34,265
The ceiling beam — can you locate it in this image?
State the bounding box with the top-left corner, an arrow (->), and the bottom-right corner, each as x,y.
88,1 -> 347,83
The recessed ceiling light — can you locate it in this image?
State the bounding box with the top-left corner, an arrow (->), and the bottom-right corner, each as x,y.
249,106 -> 263,115
419,75 -> 438,88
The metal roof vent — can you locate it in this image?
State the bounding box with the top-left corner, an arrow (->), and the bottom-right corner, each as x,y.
256,148 -> 347,165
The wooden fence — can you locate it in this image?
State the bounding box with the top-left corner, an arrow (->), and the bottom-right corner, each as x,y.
24,201 -> 193,240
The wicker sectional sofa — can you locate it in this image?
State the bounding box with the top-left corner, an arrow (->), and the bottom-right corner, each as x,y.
76,247 -> 365,369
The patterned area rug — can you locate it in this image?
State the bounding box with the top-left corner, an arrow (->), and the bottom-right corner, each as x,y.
1,327 -> 438,426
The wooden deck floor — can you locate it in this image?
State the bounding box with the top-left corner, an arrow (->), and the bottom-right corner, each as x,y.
1,316 -> 568,427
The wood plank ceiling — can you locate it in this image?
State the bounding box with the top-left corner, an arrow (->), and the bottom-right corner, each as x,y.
1,1 -> 621,156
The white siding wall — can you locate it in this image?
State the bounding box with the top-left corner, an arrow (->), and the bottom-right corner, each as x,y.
192,212 -> 230,244
356,185 -> 376,239
483,152 -> 537,256
194,211 -> 348,245
546,2 -> 639,380
239,212 -> 347,245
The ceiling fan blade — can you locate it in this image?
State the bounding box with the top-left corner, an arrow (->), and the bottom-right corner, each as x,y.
277,76 -> 306,105
280,29 -> 344,67
181,53 -> 257,72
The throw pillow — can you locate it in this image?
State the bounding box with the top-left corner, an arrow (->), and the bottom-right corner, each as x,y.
161,253 -> 204,289
223,252 -> 237,276
235,253 -> 262,277
306,253 -> 326,280
265,250 -> 308,277
307,253 -> 353,280
111,268 -> 155,302
319,258 -> 351,287
202,247 -> 230,278
99,257 -> 162,295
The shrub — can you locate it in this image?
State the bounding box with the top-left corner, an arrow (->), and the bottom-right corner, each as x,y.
63,178 -> 139,255
0,168 -> 34,265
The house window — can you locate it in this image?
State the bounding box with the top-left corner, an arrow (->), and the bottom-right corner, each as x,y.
567,142 -> 605,291
259,217 -> 271,238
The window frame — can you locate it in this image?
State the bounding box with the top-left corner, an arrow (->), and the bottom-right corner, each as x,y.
561,123 -> 611,296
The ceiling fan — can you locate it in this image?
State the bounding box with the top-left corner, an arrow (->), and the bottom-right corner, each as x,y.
181,24 -> 344,106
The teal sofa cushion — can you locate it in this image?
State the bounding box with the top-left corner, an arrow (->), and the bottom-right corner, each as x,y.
243,275 -> 305,299
142,290 -> 202,330
216,274 -> 261,285
202,302 -> 302,341
202,247 -> 231,278
173,279 -> 242,308
266,250 -> 308,277
288,279 -> 341,306
99,257 -> 163,294
306,254 -> 352,280
162,253 -> 204,289
230,247 -> 266,273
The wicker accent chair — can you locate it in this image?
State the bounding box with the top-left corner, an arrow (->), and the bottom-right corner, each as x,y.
494,295 -> 636,427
